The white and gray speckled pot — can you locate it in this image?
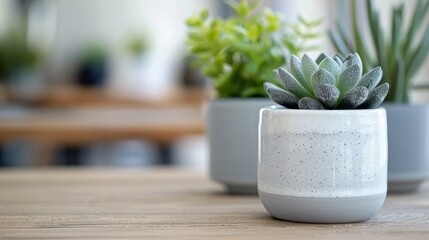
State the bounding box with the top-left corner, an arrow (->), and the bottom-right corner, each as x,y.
258,107 -> 388,223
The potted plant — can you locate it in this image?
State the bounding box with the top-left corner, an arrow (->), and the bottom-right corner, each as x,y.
186,0 -> 321,194
259,52 -> 389,223
113,34 -> 150,98
0,28 -> 44,103
76,43 -> 109,87
329,0 -> 429,192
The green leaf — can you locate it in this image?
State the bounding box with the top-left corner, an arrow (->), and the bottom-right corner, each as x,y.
351,0 -> 372,72
342,53 -> 362,72
366,0 -> 379,51
276,67 -> 312,98
298,97 -> 325,110
315,53 -> 328,64
314,84 -> 340,109
290,54 -> 313,94
359,83 -> 390,109
374,13 -> 390,87
338,86 -> 369,109
390,5 -> 403,71
358,66 -> 383,91
328,30 -> 351,57
337,64 -> 362,94
301,54 -> 318,87
406,24 -> 429,80
311,68 -> 336,89
318,57 -> 341,79
335,21 -> 354,52
412,83 -> 429,90
333,56 -> 343,68
242,86 -> 268,97
394,57 -> 406,103
403,0 -> 427,54
297,15 -> 323,28
264,82 -> 299,109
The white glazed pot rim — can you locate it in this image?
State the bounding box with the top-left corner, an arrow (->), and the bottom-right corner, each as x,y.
261,105 -> 385,114
208,98 -> 271,103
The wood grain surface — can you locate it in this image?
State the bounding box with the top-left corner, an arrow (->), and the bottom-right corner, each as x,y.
0,108 -> 204,145
0,168 -> 428,239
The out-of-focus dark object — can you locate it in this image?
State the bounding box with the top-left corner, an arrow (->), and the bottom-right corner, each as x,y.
76,44 -> 109,87
181,56 -> 207,89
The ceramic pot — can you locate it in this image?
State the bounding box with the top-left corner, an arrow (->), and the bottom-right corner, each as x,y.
384,104 -> 429,192
258,107 -> 388,223
208,99 -> 272,194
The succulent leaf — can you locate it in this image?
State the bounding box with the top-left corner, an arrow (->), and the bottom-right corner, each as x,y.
298,97 -> 325,110
311,68 -> 336,89
290,55 -> 312,93
333,55 -> 343,68
302,54 -> 318,86
319,57 -> 341,79
315,53 -> 328,64
277,67 -> 312,98
358,66 -> 383,90
337,64 -> 362,93
264,82 -> 299,109
359,83 -> 390,109
338,86 -> 369,109
342,53 -> 363,72
344,53 -> 353,61
314,84 -> 340,108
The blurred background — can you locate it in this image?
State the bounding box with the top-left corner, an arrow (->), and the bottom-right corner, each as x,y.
0,0 -> 428,169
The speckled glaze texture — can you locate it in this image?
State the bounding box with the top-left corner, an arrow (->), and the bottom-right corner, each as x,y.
258,107 -> 388,198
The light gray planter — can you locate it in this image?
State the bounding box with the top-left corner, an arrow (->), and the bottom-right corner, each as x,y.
208,99 -> 272,194
258,107 -> 388,223
384,104 -> 429,192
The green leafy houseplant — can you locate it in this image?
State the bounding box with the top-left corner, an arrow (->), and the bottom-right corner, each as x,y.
186,0 -> 321,98
329,0 -> 429,103
264,52 -> 389,109
0,29 -> 41,83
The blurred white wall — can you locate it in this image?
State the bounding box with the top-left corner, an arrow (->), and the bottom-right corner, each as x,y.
271,0 -> 336,58
50,0 -> 218,95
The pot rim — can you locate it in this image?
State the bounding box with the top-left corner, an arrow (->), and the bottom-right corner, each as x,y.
208,98 -> 271,103
261,105 -> 385,114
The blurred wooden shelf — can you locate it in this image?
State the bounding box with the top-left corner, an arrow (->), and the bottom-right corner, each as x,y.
34,85 -> 213,108
0,85 -> 210,146
0,107 -> 205,145
0,167 -> 428,239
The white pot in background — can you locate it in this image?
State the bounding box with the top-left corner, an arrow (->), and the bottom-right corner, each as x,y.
9,68 -> 44,103
384,104 -> 429,192
208,99 -> 272,194
258,107 -> 388,223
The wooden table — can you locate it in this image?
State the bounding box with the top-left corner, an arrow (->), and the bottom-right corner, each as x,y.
0,168 -> 428,239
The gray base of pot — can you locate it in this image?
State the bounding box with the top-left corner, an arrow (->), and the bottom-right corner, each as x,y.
225,183 -> 257,195
259,191 -> 386,223
388,180 -> 423,193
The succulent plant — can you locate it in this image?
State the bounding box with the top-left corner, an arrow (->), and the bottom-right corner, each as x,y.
264,52 -> 389,110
